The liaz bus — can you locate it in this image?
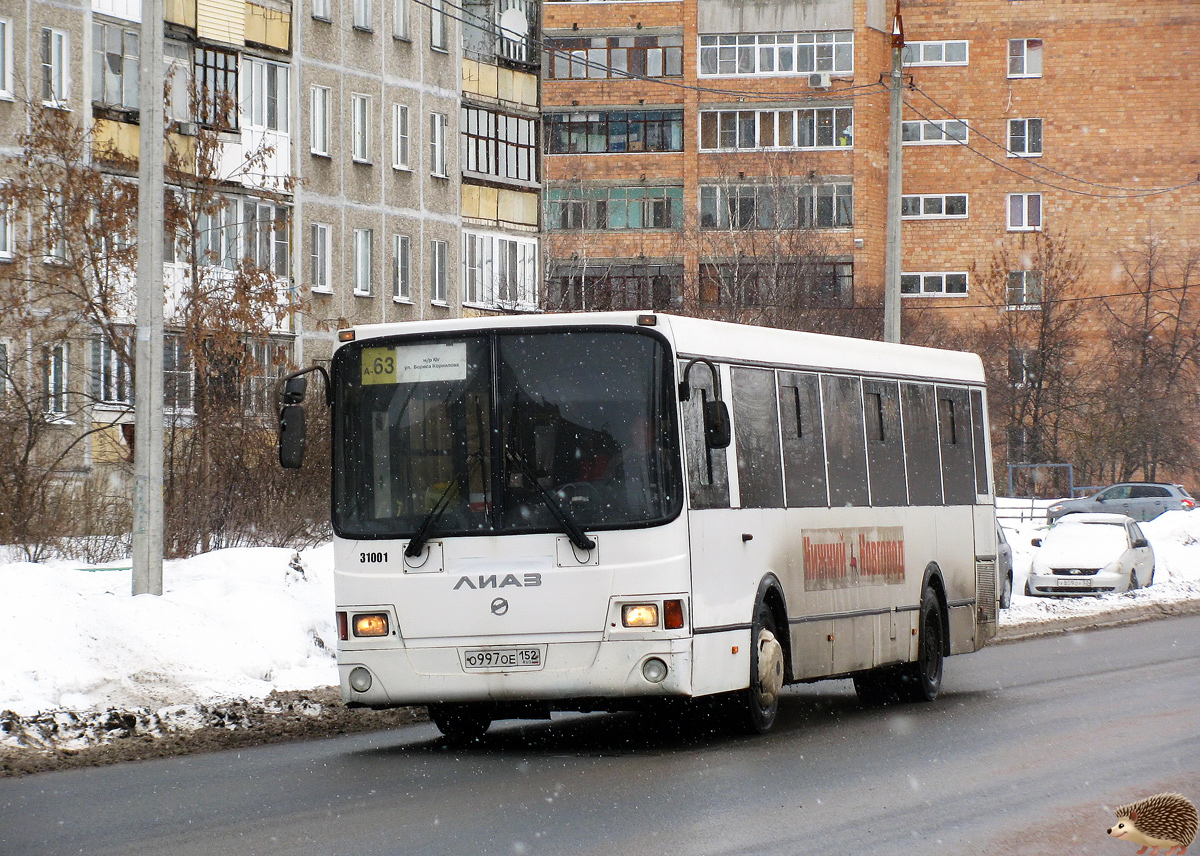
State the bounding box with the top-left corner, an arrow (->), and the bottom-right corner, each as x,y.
278,312 -> 1000,740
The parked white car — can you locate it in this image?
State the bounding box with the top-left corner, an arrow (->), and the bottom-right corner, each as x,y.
1026,513 -> 1154,597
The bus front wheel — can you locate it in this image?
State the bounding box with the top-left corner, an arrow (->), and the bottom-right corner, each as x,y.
428,703 -> 492,743
729,601 -> 784,734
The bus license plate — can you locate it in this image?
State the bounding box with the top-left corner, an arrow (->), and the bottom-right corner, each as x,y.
462,648 -> 543,671
1057,577 -> 1091,587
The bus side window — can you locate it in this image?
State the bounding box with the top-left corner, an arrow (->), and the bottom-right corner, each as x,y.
902,383 -> 943,506
778,371 -> 828,507
863,379 -> 907,506
937,386 -> 975,505
970,389 -> 990,496
731,367 -> 784,508
821,374 -> 869,507
680,361 -> 730,509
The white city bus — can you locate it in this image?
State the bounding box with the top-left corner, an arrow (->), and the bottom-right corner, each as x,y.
279,312 -> 999,739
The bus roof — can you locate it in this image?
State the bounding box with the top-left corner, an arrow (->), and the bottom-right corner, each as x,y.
339,312 -> 986,386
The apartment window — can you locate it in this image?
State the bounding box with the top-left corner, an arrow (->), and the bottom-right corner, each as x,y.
42,343 -> 67,414
430,239 -> 448,302
244,339 -> 289,414
311,86 -> 330,155
392,104 -> 410,169
900,272 -> 968,296
901,193 -> 968,219
352,94 -> 371,162
354,0 -> 373,31
197,197 -> 240,269
393,0 -> 410,39
353,228 -> 373,295
93,334 -> 132,405
1008,38 -> 1043,78
44,192 -> 67,263
164,334 -> 194,412
430,0 -> 447,50
545,35 -> 684,80
0,18 -> 13,98
700,182 -> 853,230
901,40 -> 968,66
310,223 -> 331,292
245,59 -> 289,132
164,41 -> 192,123
312,0 -> 330,20
41,28 -> 69,106
545,111 -> 685,154
461,232 -> 537,308
196,47 -> 238,130
430,112 -> 448,177
392,234 -> 411,300
0,340 -> 8,396
546,263 -> 683,312
699,31 -> 853,76
1008,348 -> 1039,387
1007,270 -> 1044,306
0,201 -> 12,260
461,106 -> 536,182
902,119 -> 968,145
700,107 -> 852,151
92,21 -> 139,110
547,186 -> 684,231
1008,193 -> 1042,231
1008,118 -> 1042,156
699,261 -> 852,308
243,200 -> 289,277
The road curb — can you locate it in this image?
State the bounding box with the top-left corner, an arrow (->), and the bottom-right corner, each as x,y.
996,598 -> 1200,642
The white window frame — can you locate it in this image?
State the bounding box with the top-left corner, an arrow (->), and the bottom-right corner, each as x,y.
312,0 -> 331,21
900,271 -> 969,297
41,28 -> 69,107
1008,117 -> 1043,157
902,119 -> 969,145
43,342 -> 68,415
244,58 -> 289,133
902,40 -> 968,67
44,192 -> 67,264
1008,38 -> 1043,78
163,333 -> 195,413
392,234 -> 411,301
462,232 -> 538,308
0,18 -> 13,99
310,85 -> 330,156
392,103 -> 410,169
901,193 -> 968,219
93,334 -> 133,406
1007,270 -> 1044,307
353,228 -> 373,295
430,238 -> 448,303
0,338 -> 9,397
430,111 -> 448,177
310,222 -> 332,293
1007,192 -> 1042,231
0,199 -> 12,260
698,31 -> 854,77
430,0 -> 447,50
92,20 -> 140,110
352,93 -> 371,163
699,107 -> 853,152
354,0 -> 373,31
393,0 -> 410,40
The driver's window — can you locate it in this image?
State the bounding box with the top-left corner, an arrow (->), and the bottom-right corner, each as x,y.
1099,485 -> 1127,500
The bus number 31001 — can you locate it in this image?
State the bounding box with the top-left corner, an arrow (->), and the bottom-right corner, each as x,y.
360,552 -> 388,563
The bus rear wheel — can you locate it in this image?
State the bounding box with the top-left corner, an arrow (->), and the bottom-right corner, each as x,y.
895,586 -> 944,703
428,703 -> 492,743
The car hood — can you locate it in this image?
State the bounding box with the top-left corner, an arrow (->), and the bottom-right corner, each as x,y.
1037,541 -> 1123,570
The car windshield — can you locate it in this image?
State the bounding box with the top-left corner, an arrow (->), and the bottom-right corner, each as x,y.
1044,522 -> 1127,552
332,328 -> 683,539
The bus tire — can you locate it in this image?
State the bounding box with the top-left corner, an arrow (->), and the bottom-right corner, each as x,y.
428,703 -> 492,743
895,586 -> 944,703
730,600 -> 784,734
853,668 -> 901,706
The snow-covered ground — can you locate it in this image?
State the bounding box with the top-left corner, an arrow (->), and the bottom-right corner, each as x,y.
3,505 -> 1200,753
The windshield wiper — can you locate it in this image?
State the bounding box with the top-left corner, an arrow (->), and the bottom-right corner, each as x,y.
405,453 -> 482,558
506,448 -> 596,552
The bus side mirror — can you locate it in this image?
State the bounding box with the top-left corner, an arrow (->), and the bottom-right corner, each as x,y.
279,404 -> 307,469
704,400 -> 731,449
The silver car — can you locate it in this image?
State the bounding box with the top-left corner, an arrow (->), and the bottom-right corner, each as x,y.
1046,482 -> 1195,523
1026,513 -> 1154,597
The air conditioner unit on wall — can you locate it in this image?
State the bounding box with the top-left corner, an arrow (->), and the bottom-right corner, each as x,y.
809,72 -> 831,89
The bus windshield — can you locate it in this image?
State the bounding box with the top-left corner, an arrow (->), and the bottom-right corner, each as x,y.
333,328 -> 682,540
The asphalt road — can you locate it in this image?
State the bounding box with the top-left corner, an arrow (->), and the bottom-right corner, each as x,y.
3,615 -> 1199,856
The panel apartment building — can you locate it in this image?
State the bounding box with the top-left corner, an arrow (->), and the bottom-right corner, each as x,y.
539,0 -> 1200,332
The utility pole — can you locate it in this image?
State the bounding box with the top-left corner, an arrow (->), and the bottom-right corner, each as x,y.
132,0 -> 166,596
882,7 -> 905,344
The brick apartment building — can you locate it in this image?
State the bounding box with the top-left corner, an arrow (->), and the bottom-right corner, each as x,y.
539,0 -> 1200,332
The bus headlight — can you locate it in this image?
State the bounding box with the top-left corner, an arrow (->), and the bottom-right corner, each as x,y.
642,658 -> 668,683
353,613 -> 389,637
622,604 -> 659,627
349,667 -> 373,692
